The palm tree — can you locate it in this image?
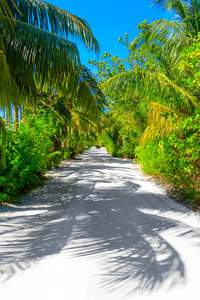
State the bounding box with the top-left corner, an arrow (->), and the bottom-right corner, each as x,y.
0,0 -> 106,166
153,0 -> 200,38
36,64 -> 107,150
102,0 -> 200,143
0,0 -> 100,111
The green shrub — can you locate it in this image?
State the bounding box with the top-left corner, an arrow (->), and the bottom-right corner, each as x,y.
99,130 -> 120,156
136,111 -> 200,204
0,113 -> 62,203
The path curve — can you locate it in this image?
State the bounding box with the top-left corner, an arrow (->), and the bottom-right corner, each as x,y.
0,147 -> 200,300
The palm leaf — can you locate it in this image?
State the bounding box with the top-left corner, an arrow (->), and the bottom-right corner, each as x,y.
0,49 -> 16,116
0,0 -> 16,31
75,65 -> 107,113
153,0 -> 200,37
130,19 -> 189,78
140,102 -> 181,145
5,0 -> 100,53
101,68 -> 199,110
71,109 -> 100,132
61,64 -> 107,117
1,17 -> 81,89
39,96 -> 72,124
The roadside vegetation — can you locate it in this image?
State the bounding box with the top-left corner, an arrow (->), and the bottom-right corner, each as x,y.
89,0 -> 200,206
0,0 -> 107,202
0,0 -> 199,207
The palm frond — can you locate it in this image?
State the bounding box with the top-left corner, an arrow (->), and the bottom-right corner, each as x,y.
101,70 -> 134,95
102,68 -> 198,110
63,64 -> 107,119
0,49 -> 16,116
130,19 -> 185,49
149,19 -> 186,45
36,64 -> 107,128
153,0 -> 186,13
39,97 -> 72,124
5,0 -> 100,53
155,71 -> 198,108
1,17 -> 81,90
33,64 -> 107,126
71,109 -> 99,131
1,17 -> 106,113
130,19 -> 188,76
0,0 -> 16,31
75,65 -> 107,114
153,0 -> 200,37
140,102 -> 181,145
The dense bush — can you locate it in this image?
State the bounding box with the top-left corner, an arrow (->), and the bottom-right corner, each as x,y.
136,112 -> 200,204
99,130 -> 120,157
0,111 -> 96,203
66,132 -> 91,158
0,113 -> 62,203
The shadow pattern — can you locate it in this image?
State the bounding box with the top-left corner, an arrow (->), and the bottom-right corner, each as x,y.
0,147 -> 200,297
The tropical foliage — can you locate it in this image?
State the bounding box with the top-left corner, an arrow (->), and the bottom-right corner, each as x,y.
0,110 -> 99,202
136,112 -> 200,203
89,0 -> 200,205
1,0 -> 200,206
0,0 -> 107,203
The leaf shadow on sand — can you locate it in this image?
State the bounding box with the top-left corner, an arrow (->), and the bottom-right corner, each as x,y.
0,147 -> 200,297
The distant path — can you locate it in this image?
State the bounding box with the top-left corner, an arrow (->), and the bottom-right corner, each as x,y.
0,147 -> 200,300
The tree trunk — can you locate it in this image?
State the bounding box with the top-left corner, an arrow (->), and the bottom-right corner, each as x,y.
14,105 -> 19,135
64,125 -> 68,148
32,103 -> 36,117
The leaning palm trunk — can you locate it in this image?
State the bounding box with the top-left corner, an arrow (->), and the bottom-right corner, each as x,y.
64,125 -> 69,149
0,117 -> 6,169
13,105 -> 18,134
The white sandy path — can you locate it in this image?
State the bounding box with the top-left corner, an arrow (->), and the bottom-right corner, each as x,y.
0,147 -> 200,300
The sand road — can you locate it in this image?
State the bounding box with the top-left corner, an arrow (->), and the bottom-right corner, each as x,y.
0,147 -> 200,300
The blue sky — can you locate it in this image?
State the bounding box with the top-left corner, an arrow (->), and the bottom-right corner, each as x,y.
49,0 -> 172,67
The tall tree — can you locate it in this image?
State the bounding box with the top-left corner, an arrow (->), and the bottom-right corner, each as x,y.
0,0 -> 106,166
0,0 -> 100,113
102,1 -> 200,143
153,0 -> 200,38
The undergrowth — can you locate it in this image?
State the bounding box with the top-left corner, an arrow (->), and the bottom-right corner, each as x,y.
136,112 -> 200,206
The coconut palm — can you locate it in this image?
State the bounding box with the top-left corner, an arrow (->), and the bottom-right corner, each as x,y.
0,0 -> 100,111
35,64 -> 107,150
102,0 -> 200,144
153,0 -> 200,38
0,0 -> 107,167
131,0 -> 200,77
